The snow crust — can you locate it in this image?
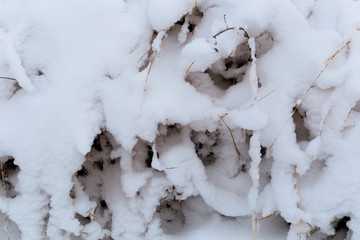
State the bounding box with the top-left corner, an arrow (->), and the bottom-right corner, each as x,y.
0,0 -> 360,239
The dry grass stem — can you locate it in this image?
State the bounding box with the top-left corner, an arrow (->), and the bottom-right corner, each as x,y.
145,51 -> 157,86
131,148 -> 135,172
192,0 -> 197,36
269,41 -> 351,151
186,61 -> 195,74
256,211 -> 277,221
0,77 -> 16,81
166,167 -> 179,170
310,227 -> 320,235
0,162 -> 5,188
257,90 -> 275,103
137,48 -> 151,63
319,112 -> 329,136
213,27 -> 235,38
219,115 -> 241,156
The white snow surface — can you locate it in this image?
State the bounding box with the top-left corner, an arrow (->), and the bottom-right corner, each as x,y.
0,0 -> 360,239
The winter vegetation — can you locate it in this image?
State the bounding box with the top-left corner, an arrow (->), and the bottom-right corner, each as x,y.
1,0 -> 360,239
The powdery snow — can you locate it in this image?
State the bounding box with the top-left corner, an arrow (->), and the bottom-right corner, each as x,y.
0,0 -> 360,239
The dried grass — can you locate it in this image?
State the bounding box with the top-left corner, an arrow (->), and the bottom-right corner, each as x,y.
219,114 -> 241,156
268,41 -> 351,151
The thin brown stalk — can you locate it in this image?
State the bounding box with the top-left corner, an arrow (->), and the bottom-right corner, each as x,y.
192,0 -> 197,36
247,90 -> 276,108
0,77 -> 16,81
220,116 -> 241,156
0,162 -> 5,188
137,48 -> 151,63
256,211 -> 277,221
240,32 -> 267,46
319,112 -> 329,136
344,108 -> 353,124
306,232 -> 311,240
166,167 -> 179,170
131,148 -> 135,171
145,51 -> 157,86
298,221 -> 302,240
269,41 -> 351,151
186,61 -> 195,74
213,27 -> 235,38
310,227 -> 320,235
257,90 -> 275,103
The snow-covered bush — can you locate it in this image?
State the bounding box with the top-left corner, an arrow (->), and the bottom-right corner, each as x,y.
0,0 -> 360,239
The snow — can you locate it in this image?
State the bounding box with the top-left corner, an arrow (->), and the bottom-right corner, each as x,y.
0,0 -> 360,239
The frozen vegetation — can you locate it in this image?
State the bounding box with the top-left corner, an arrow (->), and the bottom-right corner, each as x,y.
0,0 -> 360,239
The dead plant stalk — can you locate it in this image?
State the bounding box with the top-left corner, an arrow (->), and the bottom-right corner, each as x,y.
269,41 -> 351,151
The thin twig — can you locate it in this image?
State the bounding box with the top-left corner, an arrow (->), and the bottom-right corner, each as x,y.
220,116 -> 241,156
241,31 -> 267,46
0,77 -> 16,81
223,14 -> 228,26
213,27 -> 235,38
268,41 -> 351,151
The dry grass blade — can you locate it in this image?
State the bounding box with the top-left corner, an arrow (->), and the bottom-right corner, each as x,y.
254,211 -> 277,239
240,31 -> 267,46
306,232 -> 311,240
131,148 -> 135,171
87,153 -> 94,174
244,90 -> 276,109
220,116 -> 241,156
213,27 -> 235,38
186,61 -> 195,74
343,108 -> 353,125
145,51 -> 157,86
0,76 -> 16,81
257,90 -> 275,103
256,211 -> 277,221
268,41 -> 351,151
192,0 -> 197,36
298,221 -> 302,240
310,227 -> 320,235
0,162 -> 5,188
5,216 -> 10,240
137,48 -> 151,63
166,167 -> 179,170
319,112 -> 329,136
